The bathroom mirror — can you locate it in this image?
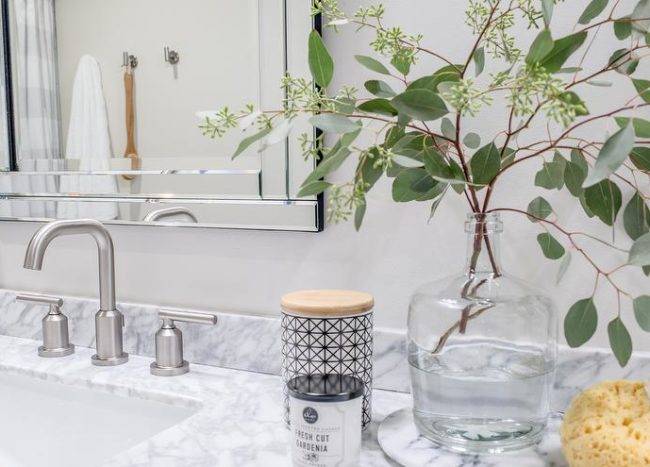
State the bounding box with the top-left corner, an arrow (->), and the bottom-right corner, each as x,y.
0,0 -> 321,231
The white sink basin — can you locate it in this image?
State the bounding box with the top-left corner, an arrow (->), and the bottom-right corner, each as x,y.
0,371 -> 196,467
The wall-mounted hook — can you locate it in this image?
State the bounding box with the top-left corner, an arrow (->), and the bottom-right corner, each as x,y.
164,46 -> 180,65
122,52 -> 138,69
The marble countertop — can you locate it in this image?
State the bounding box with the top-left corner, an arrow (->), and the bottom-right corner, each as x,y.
0,334 -> 573,466
0,334 -> 410,466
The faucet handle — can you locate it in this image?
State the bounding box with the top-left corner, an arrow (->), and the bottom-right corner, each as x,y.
17,293 -> 63,308
16,293 -> 75,358
150,309 -> 217,377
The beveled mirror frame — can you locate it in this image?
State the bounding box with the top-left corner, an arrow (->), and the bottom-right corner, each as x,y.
0,0 -> 323,232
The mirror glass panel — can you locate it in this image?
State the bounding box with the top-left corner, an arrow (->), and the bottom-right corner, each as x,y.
0,0 -> 320,231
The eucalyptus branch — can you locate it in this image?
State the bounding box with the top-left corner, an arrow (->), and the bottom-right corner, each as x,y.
487,208 -> 632,297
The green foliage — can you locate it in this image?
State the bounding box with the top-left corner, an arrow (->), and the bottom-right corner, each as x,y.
623,193 -> 650,240
584,180 -> 622,226
470,143 -> 501,186
579,0 -> 610,25
629,232 -> 650,266
565,299 -> 598,347
537,232 -> 565,259
527,196 -> 552,221
615,117 -> 650,138
608,317 -> 632,366
392,90 -> 448,121
308,31 -> 334,88
539,32 -> 587,73
365,80 -> 396,98
633,296 -> 650,331
309,114 -> 361,133
355,55 -> 391,75
203,0 -> 650,364
535,153 -> 566,190
583,122 -> 634,187
357,99 -> 398,116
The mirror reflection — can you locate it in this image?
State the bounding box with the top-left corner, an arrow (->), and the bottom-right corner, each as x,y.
0,0 -> 319,230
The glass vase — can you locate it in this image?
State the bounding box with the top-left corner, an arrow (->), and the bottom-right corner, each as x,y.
407,213 -> 557,454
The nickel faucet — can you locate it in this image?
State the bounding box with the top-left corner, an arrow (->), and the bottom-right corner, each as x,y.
23,219 -> 129,366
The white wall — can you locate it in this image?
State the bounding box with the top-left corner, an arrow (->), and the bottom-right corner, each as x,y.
0,0 -> 648,351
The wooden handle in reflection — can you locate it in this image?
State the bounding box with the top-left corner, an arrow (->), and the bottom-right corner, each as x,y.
123,70 -> 139,181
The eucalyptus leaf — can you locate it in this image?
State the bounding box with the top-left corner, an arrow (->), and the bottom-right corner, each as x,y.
632,0 -> 650,33
392,90 -> 448,121
364,80 -> 396,98
473,47 -> 485,76
232,127 -> 271,159
564,160 -> 587,197
302,146 -> 351,185
261,118 -> 294,150
391,55 -> 411,76
565,298 -> 598,347
354,201 -> 366,231
526,29 -> 554,65
614,16 -> 632,39
297,180 -> 331,198
542,0 -> 554,27
392,167 -> 440,202
579,0 -> 609,25
633,78 -> 650,103
608,317 -> 632,366
358,148 -> 384,190
428,186 -> 449,222
527,196 -> 552,222
407,65 -> 463,93
631,147 -> 650,171
537,232 -> 565,259
441,118 -> 456,140
357,99 -> 398,117
629,231 -> 650,266
355,55 -> 391,75
470,143 -> 500,187
463,133 -> 481,149
540,32 -> 588,73
623,192 -> 650,240
587,80 -> 613,87
608,49 -> 639,75
535,154 -> 566,190
633,296 -> 650,331
584,180 -> 623,226
557,252 -> 573,285
583,122 -> 634,187
308,31 -> 334,88
309,114 -> 361,134
615,117 -> 650,137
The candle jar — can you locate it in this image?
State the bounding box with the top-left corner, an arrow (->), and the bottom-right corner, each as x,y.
281,290 -> 374,428
288,374 -> 364,467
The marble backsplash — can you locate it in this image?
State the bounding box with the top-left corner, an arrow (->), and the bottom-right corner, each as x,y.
0,288 -> 647,404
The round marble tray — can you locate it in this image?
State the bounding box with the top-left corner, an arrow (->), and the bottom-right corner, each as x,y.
377,408 -> 568,467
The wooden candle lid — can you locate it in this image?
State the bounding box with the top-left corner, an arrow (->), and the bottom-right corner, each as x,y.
281,290 -> 374,318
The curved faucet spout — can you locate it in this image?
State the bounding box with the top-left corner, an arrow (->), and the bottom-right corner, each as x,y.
143,207 -> 198,223
23,219 -> 116,311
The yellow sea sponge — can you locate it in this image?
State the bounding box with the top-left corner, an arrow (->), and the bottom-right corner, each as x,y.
561,380 -> 650,467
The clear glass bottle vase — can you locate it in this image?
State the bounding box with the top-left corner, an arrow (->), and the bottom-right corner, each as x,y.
407,213 -> 558,454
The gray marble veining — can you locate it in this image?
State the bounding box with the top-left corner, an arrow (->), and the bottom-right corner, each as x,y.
0,334 -> 406,466
0,288 -> 648,402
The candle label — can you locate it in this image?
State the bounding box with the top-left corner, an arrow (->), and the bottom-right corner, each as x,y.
290,398 -> 361,467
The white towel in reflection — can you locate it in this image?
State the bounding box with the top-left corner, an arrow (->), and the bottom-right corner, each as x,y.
57,55 -> 118,220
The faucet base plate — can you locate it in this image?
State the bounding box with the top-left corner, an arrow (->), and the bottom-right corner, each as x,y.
150,360 -> 190,377
91,353 -> 129,366
38,345 -> 75,358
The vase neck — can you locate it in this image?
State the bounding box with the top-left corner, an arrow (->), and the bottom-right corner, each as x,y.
463,213 -> 503,277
